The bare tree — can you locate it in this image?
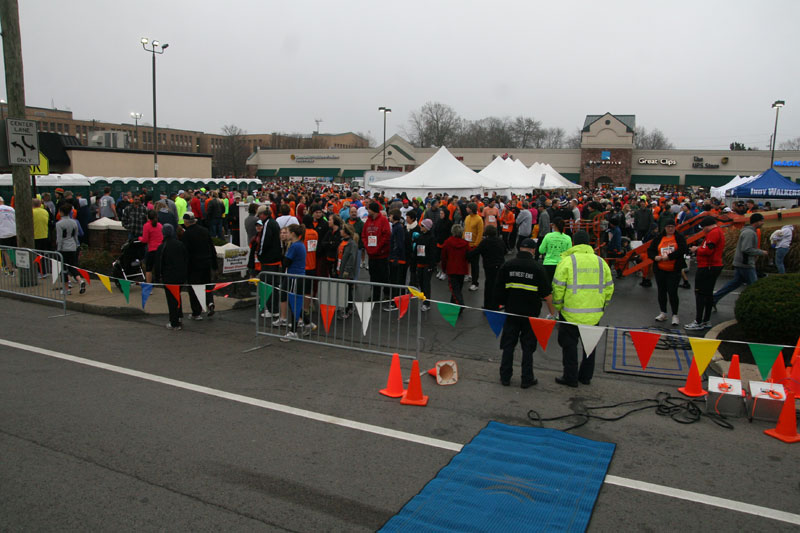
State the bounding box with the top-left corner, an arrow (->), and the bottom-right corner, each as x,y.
634,126 -> 675,149
565,128 -> 583,149
508,116 -> 542,148
356,131 -> 376,148
217,124 -> 250,177
779,137 -> 800,150
405,101 -> 462,147
539,127 -> 565,149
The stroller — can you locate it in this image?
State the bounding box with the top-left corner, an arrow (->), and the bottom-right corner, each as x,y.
112,240 -> 146,285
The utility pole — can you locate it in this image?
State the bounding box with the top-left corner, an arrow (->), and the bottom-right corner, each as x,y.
1,0 -> 34,248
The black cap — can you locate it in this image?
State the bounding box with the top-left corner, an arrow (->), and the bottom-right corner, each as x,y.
700,216 -> 717,227
750,213 -> 764,224
572,230 -> 590,245
519,238 -> 537,249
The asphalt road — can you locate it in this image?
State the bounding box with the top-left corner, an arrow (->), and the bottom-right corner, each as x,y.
1,276 -> 798,531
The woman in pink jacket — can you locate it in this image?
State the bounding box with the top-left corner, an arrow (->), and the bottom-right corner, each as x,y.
140,209 -> 164,283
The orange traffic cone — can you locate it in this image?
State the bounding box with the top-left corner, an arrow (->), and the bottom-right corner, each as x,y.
785,360 -> 800,397
380,353 -> 405,398
726,354 -> 741,380
764,390 -> 800,443
769,354 -> 788,384
678,359 -> 708,397
401,360 -> 429,406
791,337 -> 800,367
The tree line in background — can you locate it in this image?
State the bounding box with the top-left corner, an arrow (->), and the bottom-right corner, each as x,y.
402,101 -> 675,150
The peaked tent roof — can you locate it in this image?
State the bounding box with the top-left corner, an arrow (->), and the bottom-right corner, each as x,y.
477,157 -> 513,194
375,146 -> 484,198
730,168 -> 800,199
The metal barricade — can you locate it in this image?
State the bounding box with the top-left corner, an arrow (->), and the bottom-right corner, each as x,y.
256,271 -> 421,359
0,246 -> 67,315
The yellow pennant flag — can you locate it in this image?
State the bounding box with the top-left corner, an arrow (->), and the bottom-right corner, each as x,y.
249,278 -> 260,285
688,338 -> 721,375
97,274 -> 113,294
408,286 -> 426,301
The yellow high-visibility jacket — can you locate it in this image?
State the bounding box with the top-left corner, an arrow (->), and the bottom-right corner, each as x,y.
552,244 -> 614,325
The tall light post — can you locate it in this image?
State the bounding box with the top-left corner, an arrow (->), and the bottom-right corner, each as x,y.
770,100 -> 785,167
130,112 -> 142,149
378,106 -> 391,169
141,38 -> 168,177
0,99 -> 5,121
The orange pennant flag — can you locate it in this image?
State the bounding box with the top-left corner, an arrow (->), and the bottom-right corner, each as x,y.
628,330 -> 661,370
211,282 -> 233,292
528,317 -> 556,351
166,285 -> 182,308
393,294 -> 411,319
76,268 -> 91,284
319,304 -> 336,334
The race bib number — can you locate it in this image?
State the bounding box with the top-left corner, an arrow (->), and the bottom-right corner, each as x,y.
368,235 -> 377,247
464,232 -> 473,242
417,245 -> 426,257
307,239 -> 317,252
660,245 -> 674,258
502,224 -> 510,231
488,215 -> 496,223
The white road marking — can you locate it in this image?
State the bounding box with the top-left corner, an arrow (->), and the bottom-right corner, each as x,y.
2,337 -> 798,526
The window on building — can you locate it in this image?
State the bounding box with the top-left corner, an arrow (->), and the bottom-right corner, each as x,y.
50,122 -> 55,131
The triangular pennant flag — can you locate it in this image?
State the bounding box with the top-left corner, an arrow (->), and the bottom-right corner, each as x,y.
50,258 -> 61,284
288,292 -> 303,320
688,337 -> 722,375
249,278 -> 260,285
168,285 -> 183,309
191,285 -> 206,312
483,310 -> 507,338
8,249 -> 15,266
528,317 -> 556,351
118,279 -> 131,303
393,294 -> 411,319
749,343 -> 783,381
97,274 -> 113,294
211,282 -> 233,292
258,282 -> 273,311
354,301 -> 373,336
628,330 -> 662,370
76,268 -> 91,285
577,324 -> 605,357
437,302 -> 461,327
33,255 -> 43,274
319,304 -> 336,334
141,283 -> 153,309
408,286 -> 426,301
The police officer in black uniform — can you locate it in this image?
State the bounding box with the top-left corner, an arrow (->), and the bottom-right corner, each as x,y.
494,238 -> 556,388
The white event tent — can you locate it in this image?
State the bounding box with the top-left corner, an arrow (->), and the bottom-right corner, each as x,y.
529,162 -> 581,190
478,157 -> 514,195
376,146 -> 485,198
709,175 -> 756,200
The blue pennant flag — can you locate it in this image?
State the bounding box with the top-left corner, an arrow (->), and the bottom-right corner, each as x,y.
483,310 -> 507,338
288,292 -> 304,320
141,283 -> 153,309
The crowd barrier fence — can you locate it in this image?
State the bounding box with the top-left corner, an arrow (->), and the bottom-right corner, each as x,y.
0,245 -> 67,316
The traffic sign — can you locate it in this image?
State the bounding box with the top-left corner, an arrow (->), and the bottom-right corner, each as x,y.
30,152 -> 49,175
6,119 -> 39,165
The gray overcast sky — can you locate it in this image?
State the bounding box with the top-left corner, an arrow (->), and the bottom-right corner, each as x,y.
4,0 -> 798,149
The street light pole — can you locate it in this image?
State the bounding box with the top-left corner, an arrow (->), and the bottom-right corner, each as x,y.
141,38 -> 168,177
770,100 -> 785,168
130,112 -> 142,149
378,106 -> 391,169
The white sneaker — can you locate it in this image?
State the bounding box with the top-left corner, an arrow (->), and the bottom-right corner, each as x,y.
166,323 -> 182,330
684,320 -> 704,331
272,318 -> 289,327
655,312 -> 667,322
465,275 -> 472,282
672,315 -> 680,326
303,322 -> 317,337
280,331 -> 298,342
469,284 -> 479,291
260,310 -> 275,318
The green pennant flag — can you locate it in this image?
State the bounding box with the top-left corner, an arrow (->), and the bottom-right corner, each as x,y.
749,343 -> 782,380
258,282 -> 273,311
436,301 -> 461,327
118,279 -> 131,303
8,249 -> 16,266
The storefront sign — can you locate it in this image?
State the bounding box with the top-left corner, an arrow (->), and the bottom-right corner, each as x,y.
751,188 -> 800,197
692,156 -> 719,169
774,160 -> 800,167
638,158 -> 677,166
587,159 -> 622,166
222,247 -> 249,274
291,154 -> 340,163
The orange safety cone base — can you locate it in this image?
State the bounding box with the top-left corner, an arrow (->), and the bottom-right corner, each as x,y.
764,428 -> 800,443
678,385 -> 708,397
380,387 -> 406,398
763,391 -> 800,443
400,392 -> 429,406
379,353 -> 406,398
401,360 -> 429,406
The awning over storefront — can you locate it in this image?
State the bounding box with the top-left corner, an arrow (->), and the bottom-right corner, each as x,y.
684,175 -> 737,187
276,168 -> 340,177
561,173 -> 581,183
256,169 -> 276,177
630,175 -> 680,185
341,169 -> 366,178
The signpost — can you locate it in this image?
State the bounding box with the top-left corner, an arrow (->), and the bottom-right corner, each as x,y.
5,118 -> 39,165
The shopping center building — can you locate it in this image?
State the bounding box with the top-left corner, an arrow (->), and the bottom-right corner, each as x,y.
246,113 -> 800,189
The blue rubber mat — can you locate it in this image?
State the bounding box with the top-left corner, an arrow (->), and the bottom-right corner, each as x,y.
380,422 -> 615,532
605,327 -> 693,380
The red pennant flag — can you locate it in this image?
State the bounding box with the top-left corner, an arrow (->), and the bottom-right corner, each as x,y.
210,282 -> 233,292
528,317 -> 556,351
629,330 -> 661,370
76,268 -> 91,284
34,254 -> 43,264
393,294 -> 411,319
319,304 -> 336,334
166,285 -> 182,308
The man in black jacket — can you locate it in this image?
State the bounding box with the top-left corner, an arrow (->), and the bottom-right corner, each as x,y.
494,238 -> 556,388
181,212 -> 218,320
155,224 -> 188,330
467,225 -> 505,310
257,206 -> 283,318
